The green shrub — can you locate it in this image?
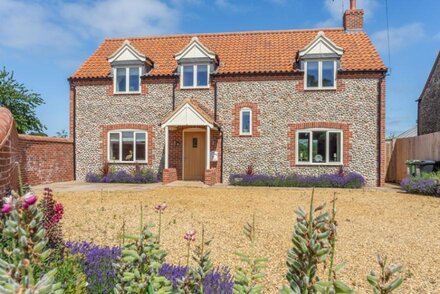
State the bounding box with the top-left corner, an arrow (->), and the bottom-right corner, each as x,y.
51,251 -> 87,293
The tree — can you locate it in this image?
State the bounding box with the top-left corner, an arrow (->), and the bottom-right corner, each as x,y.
0,67 -> 46,134
56,129 -> 68,138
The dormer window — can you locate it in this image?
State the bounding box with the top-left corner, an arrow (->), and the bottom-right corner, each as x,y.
181,64 -> 209,88
114,67 -> 141,93
298,31 -> 343,91
175,36 -> 217,90
305,60 -> 336,89
108,40 -> 153,95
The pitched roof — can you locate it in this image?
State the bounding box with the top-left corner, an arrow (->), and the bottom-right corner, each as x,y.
418,51 -> 440,102
71,28 -> 386,79
161,99 -> 219,128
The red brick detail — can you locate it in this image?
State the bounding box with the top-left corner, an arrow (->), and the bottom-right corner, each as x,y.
141,82 -> 148,95
343,9 -> 364,31
18,135 -> 74,186
100,124 -> 155,165
232,102 -> 261,137
204,168 -> 217,186
69,84 -> 75,139
163,168 -> 177,184
378,78 -> 386,187
296,75 -> 345,92
287,122 -> 352,167
106,84 -> 114,96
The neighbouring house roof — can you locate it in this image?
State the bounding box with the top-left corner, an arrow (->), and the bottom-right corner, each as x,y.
418,51 -> 440,103
161,99 -> 219,129
395,126 -> 417,139
71,28 -> 386,79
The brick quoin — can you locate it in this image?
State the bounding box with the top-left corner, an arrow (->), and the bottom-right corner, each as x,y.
100,123 -> 155,165
232,102 -> 261,137
379,78 -> 386,187
287,122 -> 352,167
163,168 -> 177,184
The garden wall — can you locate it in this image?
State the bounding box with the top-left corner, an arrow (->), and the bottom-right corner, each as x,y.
386,131 -> 440,182
0,107 -> 74,197
18,135 -> 74,186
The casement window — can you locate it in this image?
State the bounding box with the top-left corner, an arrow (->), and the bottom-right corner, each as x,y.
181,64 -> 209,88
114,67 -> 141,93
239,108 -> 252,135
305,60 -> 336,90
296,129 -> 342,165
108,130 -> 147,162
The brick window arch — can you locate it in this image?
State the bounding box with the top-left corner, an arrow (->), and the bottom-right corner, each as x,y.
232,102 -> 260,137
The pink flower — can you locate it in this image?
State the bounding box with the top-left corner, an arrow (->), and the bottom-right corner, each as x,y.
1,203 -> 12,214
154,203 -> 167,213
23,192 -> 37,206
184,230 -> 196,242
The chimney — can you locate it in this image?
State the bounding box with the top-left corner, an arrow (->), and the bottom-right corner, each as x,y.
343,0 -> 364,31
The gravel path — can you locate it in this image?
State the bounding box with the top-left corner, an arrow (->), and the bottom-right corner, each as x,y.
57,187 -> 440,293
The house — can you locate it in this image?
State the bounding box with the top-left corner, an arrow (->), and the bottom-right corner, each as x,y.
68,0 -> 387,186
418,51 -> 440,135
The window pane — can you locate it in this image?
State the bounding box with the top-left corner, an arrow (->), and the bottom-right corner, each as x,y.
322,61 -> 335,87
122,132 -> 134,161
135,133 -> 146,161
306,62 -> 319,88
129,67 -> 140,92
109,133 -> 120,161
329,132 -> 341,162
241,110 -> 251,134
312,131 -> 326,163
192,138 -> 198,148
183,65 -> 194,87
197,65 -> 208,86
116,68 -> 126,92
298,132 -> 310,162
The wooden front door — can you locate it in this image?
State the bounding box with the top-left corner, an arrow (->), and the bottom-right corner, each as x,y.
183,131 -> 206,181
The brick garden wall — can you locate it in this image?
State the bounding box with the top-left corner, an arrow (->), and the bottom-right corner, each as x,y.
18,135 -> 74,186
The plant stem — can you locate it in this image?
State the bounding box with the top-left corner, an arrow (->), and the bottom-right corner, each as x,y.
139,202 -> 143,234
327,192 -> 337,292
186,241 -> 191,268
158,212 -> 162,244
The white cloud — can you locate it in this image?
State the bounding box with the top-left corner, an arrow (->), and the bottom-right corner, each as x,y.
62,0 -> 179,38
316,0 -> 378,28
434,32 -> 440,40
0,0 -> 180,51
371,23 -> 425,53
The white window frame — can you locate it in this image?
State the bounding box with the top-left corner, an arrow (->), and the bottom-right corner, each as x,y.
113,66 -> 142,94
107,129 -> 148,163
239,107 -> 252,136
295,128 -> 343,165
304,60 -> 337,90
180,64 -> 210,89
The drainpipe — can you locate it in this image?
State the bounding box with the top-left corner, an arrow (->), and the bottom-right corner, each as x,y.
172,80 -> 176,110
70,81 -> 77,181
220,127 -> 224,183
214,81 -> 218,121
377,72 -> 386,186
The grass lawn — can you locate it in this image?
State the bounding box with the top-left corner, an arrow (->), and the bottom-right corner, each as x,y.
57,186 -> 440,293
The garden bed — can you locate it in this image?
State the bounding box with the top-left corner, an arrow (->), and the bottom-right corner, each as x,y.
58,186 -> 440,293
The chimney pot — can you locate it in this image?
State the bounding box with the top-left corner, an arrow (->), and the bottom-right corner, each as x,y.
350,0 -> 356,10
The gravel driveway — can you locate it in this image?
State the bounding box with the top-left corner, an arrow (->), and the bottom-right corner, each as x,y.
55,186 -> 440,293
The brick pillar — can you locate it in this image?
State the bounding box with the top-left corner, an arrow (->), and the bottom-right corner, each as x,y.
163,168 -> 177,184
204,168 -> 217,186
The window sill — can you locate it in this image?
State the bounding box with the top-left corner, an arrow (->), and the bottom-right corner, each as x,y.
108,161 -> 148,164
179,86 -> 211,90
304,87 -> 337,91
295,163 -> 343,166
113,92 -> 142,95
238,134 -> 253,137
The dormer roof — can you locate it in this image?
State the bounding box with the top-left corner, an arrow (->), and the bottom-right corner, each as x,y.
174,37 -> 217,63
298,31 -> 344,59
108,40 -> 153,66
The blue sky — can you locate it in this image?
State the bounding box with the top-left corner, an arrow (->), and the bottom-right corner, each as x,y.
0,0 -> 439,136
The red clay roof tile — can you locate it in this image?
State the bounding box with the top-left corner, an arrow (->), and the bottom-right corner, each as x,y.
71,28 -> 386,79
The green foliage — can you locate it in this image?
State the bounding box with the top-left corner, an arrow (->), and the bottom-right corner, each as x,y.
56,130 -> 68,138
367,256 -> 403,294
0,67 -> 45,134
113,225 -> 173,294
233,214 -> 268,294
0,191 -> 62,293
280,190 -> 352,294
51,251 -> 87,293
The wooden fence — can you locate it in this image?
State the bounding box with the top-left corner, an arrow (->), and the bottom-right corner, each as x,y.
386,131 -> 440,183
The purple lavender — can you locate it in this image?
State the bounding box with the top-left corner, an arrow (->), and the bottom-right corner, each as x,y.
400,177 -> 438,196
230,172 -> 366,188
85,169 -> 158,184
65,241 -> 121,294
159,264 -> 234,293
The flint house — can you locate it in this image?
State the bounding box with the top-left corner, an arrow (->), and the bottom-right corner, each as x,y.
68,0 -> 387,186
